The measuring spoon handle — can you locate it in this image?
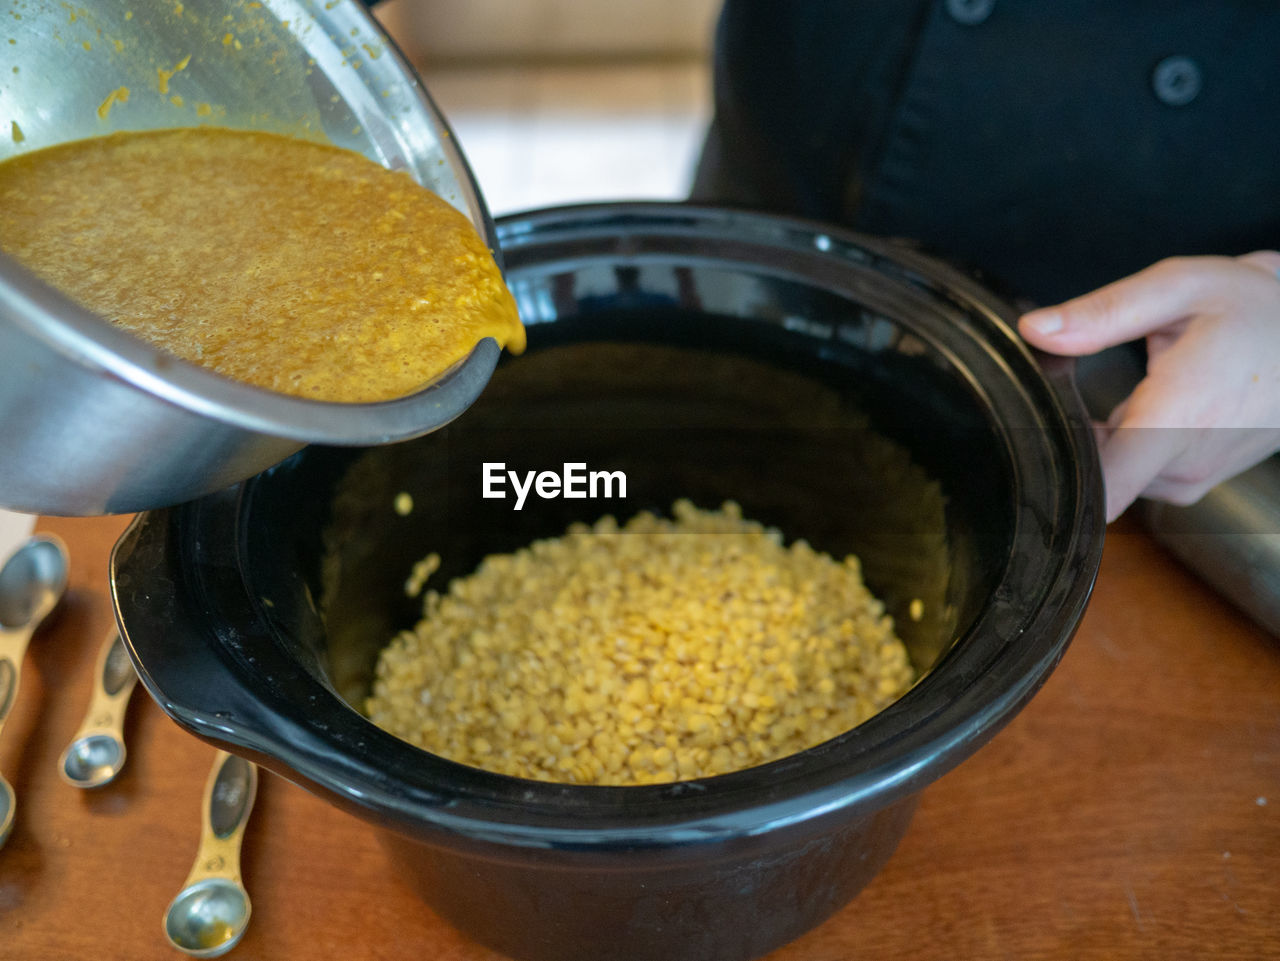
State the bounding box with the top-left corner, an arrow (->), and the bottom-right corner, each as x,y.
72,627 -> 137,738
182,751 -> 259,889
0,625 -> 36,735
57,627 -> 139,787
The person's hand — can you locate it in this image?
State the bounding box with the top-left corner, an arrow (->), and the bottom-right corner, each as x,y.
1018,252 -> 1280,523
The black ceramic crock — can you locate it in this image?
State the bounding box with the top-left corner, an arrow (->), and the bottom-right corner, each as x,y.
111,203 -> 1104,961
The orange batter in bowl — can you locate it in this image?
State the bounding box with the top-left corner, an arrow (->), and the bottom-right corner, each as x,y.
0,127 -> 524,403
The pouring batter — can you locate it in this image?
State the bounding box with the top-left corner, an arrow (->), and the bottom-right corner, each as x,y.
0,127 -> 524,403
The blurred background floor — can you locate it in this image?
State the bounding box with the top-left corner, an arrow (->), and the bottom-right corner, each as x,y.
372,0 -> 716,216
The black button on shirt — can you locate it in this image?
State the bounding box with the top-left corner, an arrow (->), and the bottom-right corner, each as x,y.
1152,55 -> 1203,106
946,0 -> 995,26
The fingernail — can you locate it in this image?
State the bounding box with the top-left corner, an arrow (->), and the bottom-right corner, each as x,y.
1023,311 -> 1064,335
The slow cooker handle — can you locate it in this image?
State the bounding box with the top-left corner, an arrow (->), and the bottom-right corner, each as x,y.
110,511 -> 282,749
109,510 -> 437,806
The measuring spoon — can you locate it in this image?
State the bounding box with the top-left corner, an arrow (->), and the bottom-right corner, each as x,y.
0,534 -> 70,848
163,751 -> 259,958
58,626 -> 138,788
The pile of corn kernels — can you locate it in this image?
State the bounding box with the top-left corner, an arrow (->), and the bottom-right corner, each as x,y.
365,501 -> 914,785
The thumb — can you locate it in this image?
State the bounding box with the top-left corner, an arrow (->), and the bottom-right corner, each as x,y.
1018,258 -> 1211,355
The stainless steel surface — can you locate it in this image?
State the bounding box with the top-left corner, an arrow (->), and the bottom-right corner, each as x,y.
164,751 -> 258,958
0,0 -> 503,515
1141,457 -> 1280,639
0,534 -> 70,847
58,626 -> 138,788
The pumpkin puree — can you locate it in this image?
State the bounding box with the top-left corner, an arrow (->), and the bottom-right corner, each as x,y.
0,127 -> 524,402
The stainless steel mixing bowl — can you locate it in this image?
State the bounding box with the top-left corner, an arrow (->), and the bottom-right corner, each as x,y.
0,0 -> 501,514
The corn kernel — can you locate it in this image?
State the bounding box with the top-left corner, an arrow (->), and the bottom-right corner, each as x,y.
365,502 -> 915,786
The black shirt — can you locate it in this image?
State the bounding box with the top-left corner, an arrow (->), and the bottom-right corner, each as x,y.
691,0 -> 1280,305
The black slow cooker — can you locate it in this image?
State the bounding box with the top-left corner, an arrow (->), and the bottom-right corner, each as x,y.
112,203 -> 1104,961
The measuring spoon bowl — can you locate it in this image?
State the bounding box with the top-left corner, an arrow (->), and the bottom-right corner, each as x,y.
0,535 -> 68,631
0,778 -> 13,848
164,877 -> 251,958
164,752 -> 258,957
58,627 -> 137,789
60,733 -> 125,788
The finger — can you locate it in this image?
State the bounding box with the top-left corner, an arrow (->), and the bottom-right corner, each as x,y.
1018,257 -> 1224,355
1140,474 -> 1218,509
1098,424 -> 1191,522
1143,428 -> 1280,509
1239,249 -> 1280,277
1091,419 -> 1111,450
1105,396 -> 1131,431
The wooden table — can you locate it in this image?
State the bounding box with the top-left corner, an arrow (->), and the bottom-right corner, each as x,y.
3,514 -> 1277,961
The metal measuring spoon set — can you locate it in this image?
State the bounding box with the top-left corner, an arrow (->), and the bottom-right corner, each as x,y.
0,535 -> 259,956
0,534 -> 69,848
57,647 -> 261,959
